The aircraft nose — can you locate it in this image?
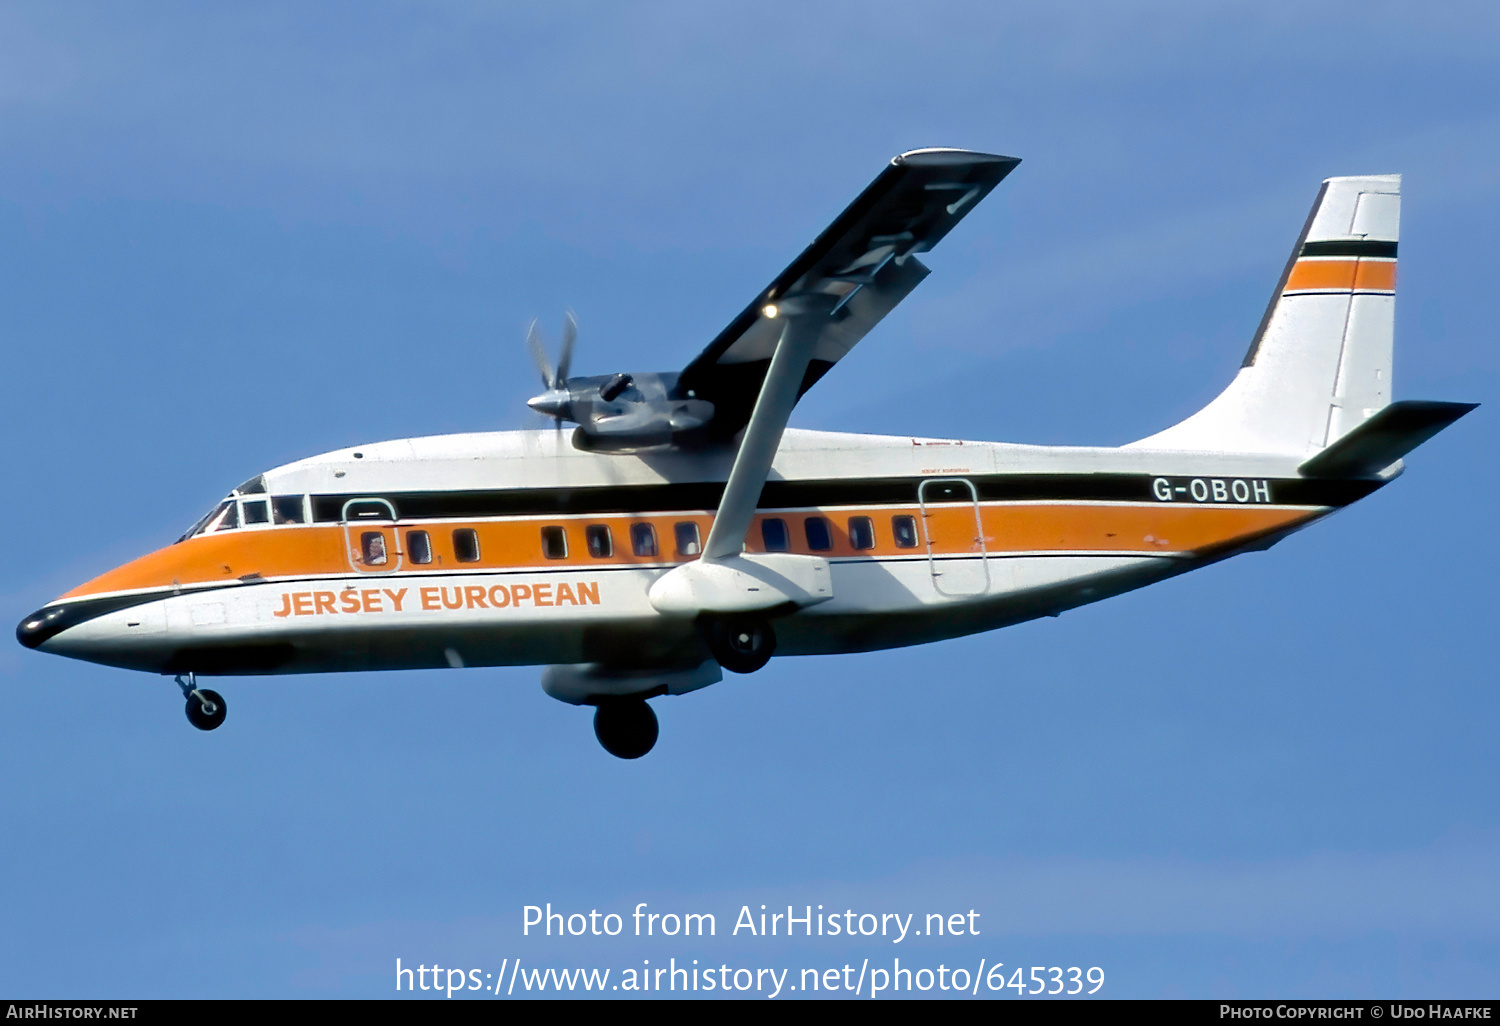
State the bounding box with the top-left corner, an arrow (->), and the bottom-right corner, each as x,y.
17,606 -> 70,649
15,598 -> 133,650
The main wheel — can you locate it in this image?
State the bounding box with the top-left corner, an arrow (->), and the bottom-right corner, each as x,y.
707,617 -> 776,674
593,699 -> 658,759
185,689 -> 227,731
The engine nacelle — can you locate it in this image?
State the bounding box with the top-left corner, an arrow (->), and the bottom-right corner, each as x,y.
530,369 -> 717,451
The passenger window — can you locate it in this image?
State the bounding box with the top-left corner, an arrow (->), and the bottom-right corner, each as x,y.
631,523 -> 658,557
586,524 -> 612,558
848,516 -> 875,551
761,518 -> 790,552
804,516 -> 832,552
542,526 -> 568,559
407,530 -> 432,564
892,515 -> 919,549
453,528 -> 481,563
272,495 -> 306,524
675,521 -> 701,557
214,502 -> 240,532
361,532 -> 389,566
242,499 -> 269,525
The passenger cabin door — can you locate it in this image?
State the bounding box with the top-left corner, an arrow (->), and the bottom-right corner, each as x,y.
343,498 -> 403,575
918,478 -> 989,596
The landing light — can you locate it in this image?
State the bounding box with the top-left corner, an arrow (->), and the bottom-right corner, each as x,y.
762,303 -> 779,319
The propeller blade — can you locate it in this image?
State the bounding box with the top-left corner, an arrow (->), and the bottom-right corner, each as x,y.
525,319 -> 553,390
556,311 -> 577,387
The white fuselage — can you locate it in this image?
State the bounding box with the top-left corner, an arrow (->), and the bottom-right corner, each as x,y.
30,427 -> 1365,679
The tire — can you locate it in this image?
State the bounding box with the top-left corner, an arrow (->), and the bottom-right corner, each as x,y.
185,689 -> 227,731
707,617 -> 776,674
593,699 -> 658,760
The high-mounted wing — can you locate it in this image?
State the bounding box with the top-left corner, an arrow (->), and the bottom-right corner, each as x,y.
678,148 -> 1020,438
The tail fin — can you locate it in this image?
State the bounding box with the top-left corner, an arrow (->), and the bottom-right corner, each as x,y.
1131,175 -> 1401,455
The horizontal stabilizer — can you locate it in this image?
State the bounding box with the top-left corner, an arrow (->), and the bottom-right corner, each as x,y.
1299,400 -> 1476,478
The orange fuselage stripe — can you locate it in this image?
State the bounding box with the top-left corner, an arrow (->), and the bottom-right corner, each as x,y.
60,503 -> 1320,600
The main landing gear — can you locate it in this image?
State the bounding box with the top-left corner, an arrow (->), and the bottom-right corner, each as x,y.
706,616 -> 776,675
584,618 -> 773,759
176,673 -> 227,731
593,698 -> 658,760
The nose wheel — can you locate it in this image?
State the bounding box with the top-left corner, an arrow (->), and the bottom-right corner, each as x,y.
176,674 -> 227,731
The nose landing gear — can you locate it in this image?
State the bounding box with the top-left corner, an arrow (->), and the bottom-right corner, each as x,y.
176,673 -> 227,731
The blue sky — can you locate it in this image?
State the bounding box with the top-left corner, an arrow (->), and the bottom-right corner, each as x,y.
1,1 -> 1496,999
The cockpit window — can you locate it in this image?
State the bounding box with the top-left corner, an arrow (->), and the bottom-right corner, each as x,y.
272,495 -> 306,524
179,501 -> 228,543
177,473 -> 283,543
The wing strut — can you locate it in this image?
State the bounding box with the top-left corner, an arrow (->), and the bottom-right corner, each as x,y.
701,299 -> 834,561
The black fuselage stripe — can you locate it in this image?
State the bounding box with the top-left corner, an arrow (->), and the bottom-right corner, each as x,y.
310,475 -> 1379,522
17,590 -> 173,649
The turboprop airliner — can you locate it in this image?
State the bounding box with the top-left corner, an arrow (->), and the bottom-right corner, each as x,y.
16,149 -> 1474,758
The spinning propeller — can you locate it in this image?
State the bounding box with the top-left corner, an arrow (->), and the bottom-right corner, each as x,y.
525,313 -> 578,425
